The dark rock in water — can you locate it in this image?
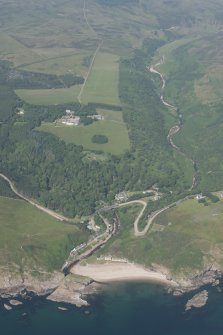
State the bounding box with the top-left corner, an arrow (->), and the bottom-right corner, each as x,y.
4,303 -> 12,311
185,290 -> 208,311
58,307 -> 68,311
9,299 -> 23,306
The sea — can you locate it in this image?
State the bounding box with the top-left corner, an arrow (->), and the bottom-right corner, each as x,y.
1,282 -> 223,335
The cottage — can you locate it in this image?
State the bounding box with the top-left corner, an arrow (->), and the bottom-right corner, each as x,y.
87,114 -> 104,121
196,193 -> 206,201
61,116 -> 80,126
115,191 -> 129,202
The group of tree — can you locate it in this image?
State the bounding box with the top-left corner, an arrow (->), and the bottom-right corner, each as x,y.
0,38 -> 190,217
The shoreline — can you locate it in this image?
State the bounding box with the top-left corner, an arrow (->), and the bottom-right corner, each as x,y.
70,262 -> 177,287
0,263 -> 221,307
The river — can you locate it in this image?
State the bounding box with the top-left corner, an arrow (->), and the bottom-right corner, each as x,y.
1,282 -> 223,335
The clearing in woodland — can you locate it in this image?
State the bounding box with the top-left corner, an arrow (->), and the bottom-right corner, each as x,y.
38,109 -> 130,155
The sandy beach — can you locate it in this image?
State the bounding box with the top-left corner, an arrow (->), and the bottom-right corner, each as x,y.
71,262 -> 176,286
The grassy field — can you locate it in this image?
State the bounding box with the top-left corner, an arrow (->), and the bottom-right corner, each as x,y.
15,85 -> 82,105
96,196 -> 223,275
154,37 -> 197,76
38,109 -> 130,155
21,49 -> 92,76
0,196 -> 87,271
15,51 -> 121,106
81,52 -> 121,105
0,33 -> 42,67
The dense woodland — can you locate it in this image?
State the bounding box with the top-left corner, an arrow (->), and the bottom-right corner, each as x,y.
0,39 -> 189,217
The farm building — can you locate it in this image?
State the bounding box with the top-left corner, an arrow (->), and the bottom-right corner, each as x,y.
115,191 -> 129,202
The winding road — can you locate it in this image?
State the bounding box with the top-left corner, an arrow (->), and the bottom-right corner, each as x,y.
117,199 -> 170,237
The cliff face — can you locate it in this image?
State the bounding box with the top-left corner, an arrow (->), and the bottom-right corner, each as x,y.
172,267 -> 222,295
0,266 -> 64,298
0,266 -> 100,307
0,264 -> 222,306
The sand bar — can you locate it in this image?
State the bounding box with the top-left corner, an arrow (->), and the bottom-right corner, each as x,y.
71,262 -> 176,286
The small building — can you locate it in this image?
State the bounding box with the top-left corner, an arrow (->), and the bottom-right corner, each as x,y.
87,218 -> 100,232
87,114 -> 104,121
17,108 -> 24,115
196,193 -> 206,201
115,191 -> 129,202
61,116 -> 80,126
153,194 -> 161,201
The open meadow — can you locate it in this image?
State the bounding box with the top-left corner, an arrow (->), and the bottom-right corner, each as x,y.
20,48 -> 92,76
81,52 -> 121,105
38,109 -> 130,155
0,196 -> 87,271
15,51 -> 121,106
15,85 -> 82,105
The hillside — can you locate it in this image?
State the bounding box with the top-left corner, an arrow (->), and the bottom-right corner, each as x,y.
1,0 -> 223,294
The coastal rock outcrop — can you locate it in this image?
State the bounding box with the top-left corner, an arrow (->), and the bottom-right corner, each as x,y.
0,266 -> 64,299
173,267 -> 222,296
0,266 -> 100,307
185,290 -> 208,311
47,274 -> 100,307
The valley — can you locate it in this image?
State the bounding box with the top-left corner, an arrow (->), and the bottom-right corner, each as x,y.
1,0 -> 223,307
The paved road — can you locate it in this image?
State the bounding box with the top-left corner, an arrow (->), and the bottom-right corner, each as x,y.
118,200 -> 147,236
118,199 -> 171,237
0,173 -> 71,222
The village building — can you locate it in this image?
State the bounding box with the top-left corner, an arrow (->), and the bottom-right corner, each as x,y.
196,193 -> 206,201
87,114 -> 104,121
87,218 -> 100,232
61,116 -> 80,126
17,108 -> 25,115
115,191 -> 129,202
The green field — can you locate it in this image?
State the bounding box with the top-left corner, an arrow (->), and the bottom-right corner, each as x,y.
21,49 -> 92,76
0,33 -> 42,67
15,85 -> 82,105
81,52 -> 121,105
15,51 -> 120,106
97,196 -> 223,275
38,109 -> 130,155
0,196 -> 87,271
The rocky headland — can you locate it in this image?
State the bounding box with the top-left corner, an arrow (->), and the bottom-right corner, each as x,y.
0,263 -> 222,308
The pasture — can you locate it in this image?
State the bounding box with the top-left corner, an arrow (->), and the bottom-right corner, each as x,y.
0,33 -> 42,67
38,109 -> 130,155
81,52 -> 121,105
15,85 -> 82,105
21,49 -> 92,76
0,196 -> 87,271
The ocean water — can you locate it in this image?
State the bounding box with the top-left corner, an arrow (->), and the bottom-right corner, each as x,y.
1,282 -> 223,335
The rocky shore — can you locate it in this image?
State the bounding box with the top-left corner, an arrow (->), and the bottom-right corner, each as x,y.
172,266 -> 222,296
0,266 -> 100,308
0,264 -> 222,308
185,290 -> 208,311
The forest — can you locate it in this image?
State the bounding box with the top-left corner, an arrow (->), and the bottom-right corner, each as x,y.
0,39 -> 189,217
